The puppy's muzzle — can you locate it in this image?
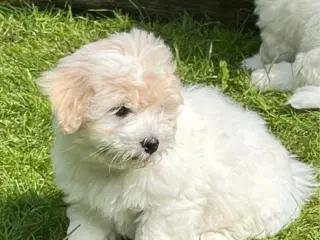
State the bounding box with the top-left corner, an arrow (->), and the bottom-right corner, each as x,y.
140,137 -> 159,154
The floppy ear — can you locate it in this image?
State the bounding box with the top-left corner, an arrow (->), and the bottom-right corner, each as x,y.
37,67 -> 93,134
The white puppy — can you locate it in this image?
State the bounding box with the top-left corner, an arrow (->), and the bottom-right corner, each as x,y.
242,0 -> 320,109
38,29 -> 316,240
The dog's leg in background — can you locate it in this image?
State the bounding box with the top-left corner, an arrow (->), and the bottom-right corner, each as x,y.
247,48 -> 320,109
286,49 -> 320,109
241,33 -> 297,89
242,37 -> 296,71
249,61 -> 296,91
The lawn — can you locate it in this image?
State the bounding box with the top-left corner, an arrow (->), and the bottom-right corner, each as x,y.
0,4 -> 319,240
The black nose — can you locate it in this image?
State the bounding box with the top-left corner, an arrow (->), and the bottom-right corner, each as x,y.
140,137 -> 159,154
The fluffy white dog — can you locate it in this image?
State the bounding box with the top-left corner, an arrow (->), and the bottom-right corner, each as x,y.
242,0 -> 320,109
38,29 -> 316,240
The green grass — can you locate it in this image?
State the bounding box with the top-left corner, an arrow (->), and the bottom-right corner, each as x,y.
0,4 -> 319,240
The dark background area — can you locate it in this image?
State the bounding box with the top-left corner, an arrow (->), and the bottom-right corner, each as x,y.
8,0 -> 257,29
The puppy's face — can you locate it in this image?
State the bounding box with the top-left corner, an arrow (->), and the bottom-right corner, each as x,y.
38,29 -> 182,169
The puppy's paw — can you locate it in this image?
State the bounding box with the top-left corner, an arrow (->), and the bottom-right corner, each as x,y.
287,86 -> 320,109
250,68 -> 271,91
241,54 -> 264,70
251,62 -> 294,92
199,232 -> 229,240
67,219 -> 117,240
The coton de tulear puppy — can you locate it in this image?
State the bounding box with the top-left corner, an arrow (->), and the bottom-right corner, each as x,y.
38,28 -> 316,240
242,0 -> 320,109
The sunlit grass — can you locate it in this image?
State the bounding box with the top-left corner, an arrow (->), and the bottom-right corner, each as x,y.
0,4 -> 319,240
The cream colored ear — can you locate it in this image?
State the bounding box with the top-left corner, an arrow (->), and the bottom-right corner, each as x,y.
37,67 -> 93,134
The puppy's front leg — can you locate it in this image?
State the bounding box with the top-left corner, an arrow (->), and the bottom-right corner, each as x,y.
135,209 -> 201,240
66,206 -> 119,240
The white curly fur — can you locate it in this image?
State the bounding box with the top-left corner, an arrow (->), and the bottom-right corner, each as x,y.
242,0 -> 320,109
38,29 -> 316,240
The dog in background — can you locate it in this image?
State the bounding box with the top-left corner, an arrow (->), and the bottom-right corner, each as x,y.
38,28 -> 316,240
242,0 -> 320,109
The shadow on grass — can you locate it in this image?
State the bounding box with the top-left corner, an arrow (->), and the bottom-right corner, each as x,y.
0,192 -> 68,240
0,191 -> 133,240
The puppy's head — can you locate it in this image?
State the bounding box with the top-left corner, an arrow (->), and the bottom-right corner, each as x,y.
38,28 -> 182,169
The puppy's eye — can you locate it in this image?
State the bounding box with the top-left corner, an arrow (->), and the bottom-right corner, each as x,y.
115,106 -> 131,117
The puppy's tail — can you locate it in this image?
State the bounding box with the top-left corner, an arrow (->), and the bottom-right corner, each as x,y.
290,157 -> 318,203
287,86 -> 320,109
